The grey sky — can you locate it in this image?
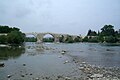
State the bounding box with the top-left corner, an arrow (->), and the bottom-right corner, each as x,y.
0,0 -> 120,36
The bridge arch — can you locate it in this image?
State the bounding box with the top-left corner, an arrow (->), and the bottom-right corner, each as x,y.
25,33 -> 38,42
43,33 -> 55,42
37,32 -> 59,42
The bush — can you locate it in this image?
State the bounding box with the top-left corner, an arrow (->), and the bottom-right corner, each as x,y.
105,36 -> 117,43
65,35 -> 74,43
88,37 -> 99,43
0,35 -> 7,44
7,31 -> 25,44
82,36 -> 88,42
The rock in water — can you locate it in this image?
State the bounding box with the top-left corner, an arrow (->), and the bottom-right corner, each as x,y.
23,64 -> 26,66
90,74 -> 103,78
35,77 -> 39,80
0,62 -> 5,67
61,50 -> 67,55
65,77 -> 71,80
64,60 -> 69,64
7,75 -> 11,78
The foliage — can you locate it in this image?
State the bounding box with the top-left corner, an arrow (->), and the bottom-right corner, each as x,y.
99,25 -> 118,43
25,37 -> 37,42
87,29 -> 97,36
82,36 -> 98,43
43,38 -> 54,42
0,35 -> 7,44
88,37 -> 99,43
104,36 -> 117,43
100,25 -> 115,36
0,25 -> 25,44
82,36 -> 88,42
65,35 -> 74,43
7,31 -> 25,44
0,25 -> 20,33
83,25 -> 120,43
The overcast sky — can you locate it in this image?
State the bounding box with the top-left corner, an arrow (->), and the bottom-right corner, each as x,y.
0,0 -> 120,36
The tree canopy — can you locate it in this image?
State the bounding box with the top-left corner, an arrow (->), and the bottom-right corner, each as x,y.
100,25 -> 115,36
0,25 -> 25,44
83,25 -> 120,43
0,25 -> 20,33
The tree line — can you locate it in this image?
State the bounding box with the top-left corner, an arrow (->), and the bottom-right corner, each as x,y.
83,25 -> 120,43
0,25 -> 25,44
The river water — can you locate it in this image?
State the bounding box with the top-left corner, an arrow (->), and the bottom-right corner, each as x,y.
0,42 -> 120,80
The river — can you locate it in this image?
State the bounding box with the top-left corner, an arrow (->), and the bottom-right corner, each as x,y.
0,42 -> 120,80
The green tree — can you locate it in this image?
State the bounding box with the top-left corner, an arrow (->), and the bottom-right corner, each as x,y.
100,25 -> 115,36
98,25 -> 118,43
82,36 -> 88,42
11,27 -> 20,31
0,35 -> 7,44
0,25 -> 20,33
88,37 -> 98,43
0,25 -> 10,33
65,35 -> 74,43
105,36 -> 117,43
7,31 -> 25,44
87,29 -> 97,36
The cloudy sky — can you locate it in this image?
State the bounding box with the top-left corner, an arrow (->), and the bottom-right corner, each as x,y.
0,0 -> 120,36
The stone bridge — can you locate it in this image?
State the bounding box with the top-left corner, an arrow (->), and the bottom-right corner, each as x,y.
25,32 -> 79,42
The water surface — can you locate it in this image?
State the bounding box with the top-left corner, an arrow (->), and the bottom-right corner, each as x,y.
0,42 -> 120,79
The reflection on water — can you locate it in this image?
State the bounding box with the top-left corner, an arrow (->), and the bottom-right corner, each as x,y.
0,47 -> 25,60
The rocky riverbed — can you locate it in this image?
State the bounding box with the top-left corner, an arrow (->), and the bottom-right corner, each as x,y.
71,56 -> 120,80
